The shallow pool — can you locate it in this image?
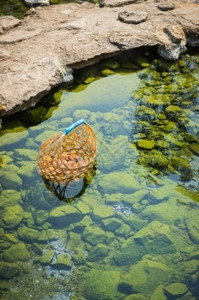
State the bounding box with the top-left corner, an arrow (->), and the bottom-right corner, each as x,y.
0,49 -> 199,299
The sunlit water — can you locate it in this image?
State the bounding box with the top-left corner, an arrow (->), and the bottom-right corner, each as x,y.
0,49 -> 199,300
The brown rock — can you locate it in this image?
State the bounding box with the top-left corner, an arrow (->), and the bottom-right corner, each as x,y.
118,10 -> 148,24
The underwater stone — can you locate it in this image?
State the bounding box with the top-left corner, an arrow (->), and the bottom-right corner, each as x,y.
101,68 -> 115,76
32,243 -> 43,255
93,204 -> 115,219
125,215 -> 147,231
52,253 -> 72,269
49,205 -> 82,227
102,218 -> 122,231
98,171 -> 140,194
0,170 -> 22,190
75,201 -> 91,214
78,269 -> 121,300
0,262 -> 20,279
72,248 -> 86,265
0,189 -> 22,206
3,242 -> 30,262
164,283 -> 187,297
87,243 -> 109,262
82,226 -> 107,246
189,144 -> 199,155
37,229 -> 56,242
0,131 -> 29,147
137,139 -> 155,150
142,94 -> 173,106
14,148 -> 38,160
17,226 -> 40,242
119,259 -> 171,294
20,106 -> 48,125
185,212 -> 199,244
115,223 -> 131,237
67,232 -> 83,251
150,285 -> 167,300
149,186 -> 169,203
40,249 -> 55,264
133,220 -> 175,255
17,161 -> 36,179
0,205 -> 23,229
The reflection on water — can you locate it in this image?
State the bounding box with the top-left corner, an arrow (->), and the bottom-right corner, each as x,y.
0,48 -> 199,299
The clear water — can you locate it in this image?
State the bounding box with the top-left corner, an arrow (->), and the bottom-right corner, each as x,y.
0,49 -> 199,300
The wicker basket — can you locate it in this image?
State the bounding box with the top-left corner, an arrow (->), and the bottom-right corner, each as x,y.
37,120 -> 97,184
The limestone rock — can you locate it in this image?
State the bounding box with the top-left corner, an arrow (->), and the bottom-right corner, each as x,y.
0,0 -> 198,119
157,2 -> 175,11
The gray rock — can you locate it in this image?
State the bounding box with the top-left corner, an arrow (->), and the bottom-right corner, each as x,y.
118,11 -> 148,24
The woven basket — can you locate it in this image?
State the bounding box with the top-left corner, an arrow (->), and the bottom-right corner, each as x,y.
38,120 -> 97,184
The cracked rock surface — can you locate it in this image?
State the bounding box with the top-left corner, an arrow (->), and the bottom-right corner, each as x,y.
0,0 -> 199,118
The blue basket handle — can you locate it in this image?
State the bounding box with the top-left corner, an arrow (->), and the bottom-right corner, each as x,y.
63,119 -> 86,135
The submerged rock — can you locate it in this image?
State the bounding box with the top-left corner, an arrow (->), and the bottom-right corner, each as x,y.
3,242 -> 30,262
164,283 -> 188,297
0,262 -> 20,279
0,205 -> 23,229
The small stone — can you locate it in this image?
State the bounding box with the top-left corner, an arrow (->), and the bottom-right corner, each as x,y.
87,243 -> 109,261
72,248 -> 86,265
82,225 -> 107,246
40,250 -> 55,264
157,3 -> 175,11
52,253 -> 72,269
165,283 -> 187,297
102,218 -> 122,231
118,11 -> 148,24
17,226 -> 40,242
189,144 -> 199,155
0,205 -> 24,229
49,205 -> 82,227
93,204 -> 115,219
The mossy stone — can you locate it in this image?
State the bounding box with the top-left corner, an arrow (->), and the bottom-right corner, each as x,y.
150,285 -> 167,300
17,161 -> 36,179
34,210 -> 49,225
125,215 -> 147,231
87,243 -> 109,262
102,218 -> 122,231
5,233 -> 18,244
189,143 -> 199,155
78,269 -> 121,300
133,220 -> 175,255
137,139 -> 155,150
3,242 -> 30,262
0,189 -> 22,207
0,170 -> 22,189
17,226 -> 40,242
32,243 -> 43,255
115,223 -> 131,237
0,262 -> 20,279
185,211 -> 199,243
52,253 -> 72,269
49,205 -> 82,227
164,283 -> 187,297
102,69 -> 115,76
38,229 -> 56,242
0,205 -> 23,229
0,130 -> 28,147
75,201 -> 90,214
14,149 -> 38,160
82,226 -> 107,246
67,232 -> 82,251
119,259 -> 171,294
98,171 -> 140,194
40,250 -> 55,264
93,204 -> 115,219
149,186 -> 169,203
72,248 -> 86,265
142,94 -> 173,106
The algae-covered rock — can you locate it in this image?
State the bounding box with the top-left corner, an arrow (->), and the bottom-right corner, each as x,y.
0,189 -> 22,206
0,170 -> 22,189
82,225 -> 107,246
14,149 -> 38,160
39,249 -> 55,264
0,262 -> 20,279
133,220 -> 175,255
3,242 -> 30,262
52,253 -> 72,269
87,243 -> 109,262
49,205 -> 82,227
149,186 -> 169,203
20,106 -> 47,125
0,131 -> 29,147
67,232 -> 83,251
0,205 -> 23,229
164,283 -> 187,297
72,248 -> 86,265
137,139 -> 155,150
119,259 -> 171,294
142,94 -> 173,106
150,285 -> 167,300
93,204 -> 115,219
189,143 -> 199,155
37,229 -> 56,242
185,212 -> 199,243
75,201 -> 90,214
98,171 -> 140,194
78,269 -> 121,300
17,161 -> 36,179
17,226 -> 40,242
102,218 -> 122,231
115,223 -> 131,237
